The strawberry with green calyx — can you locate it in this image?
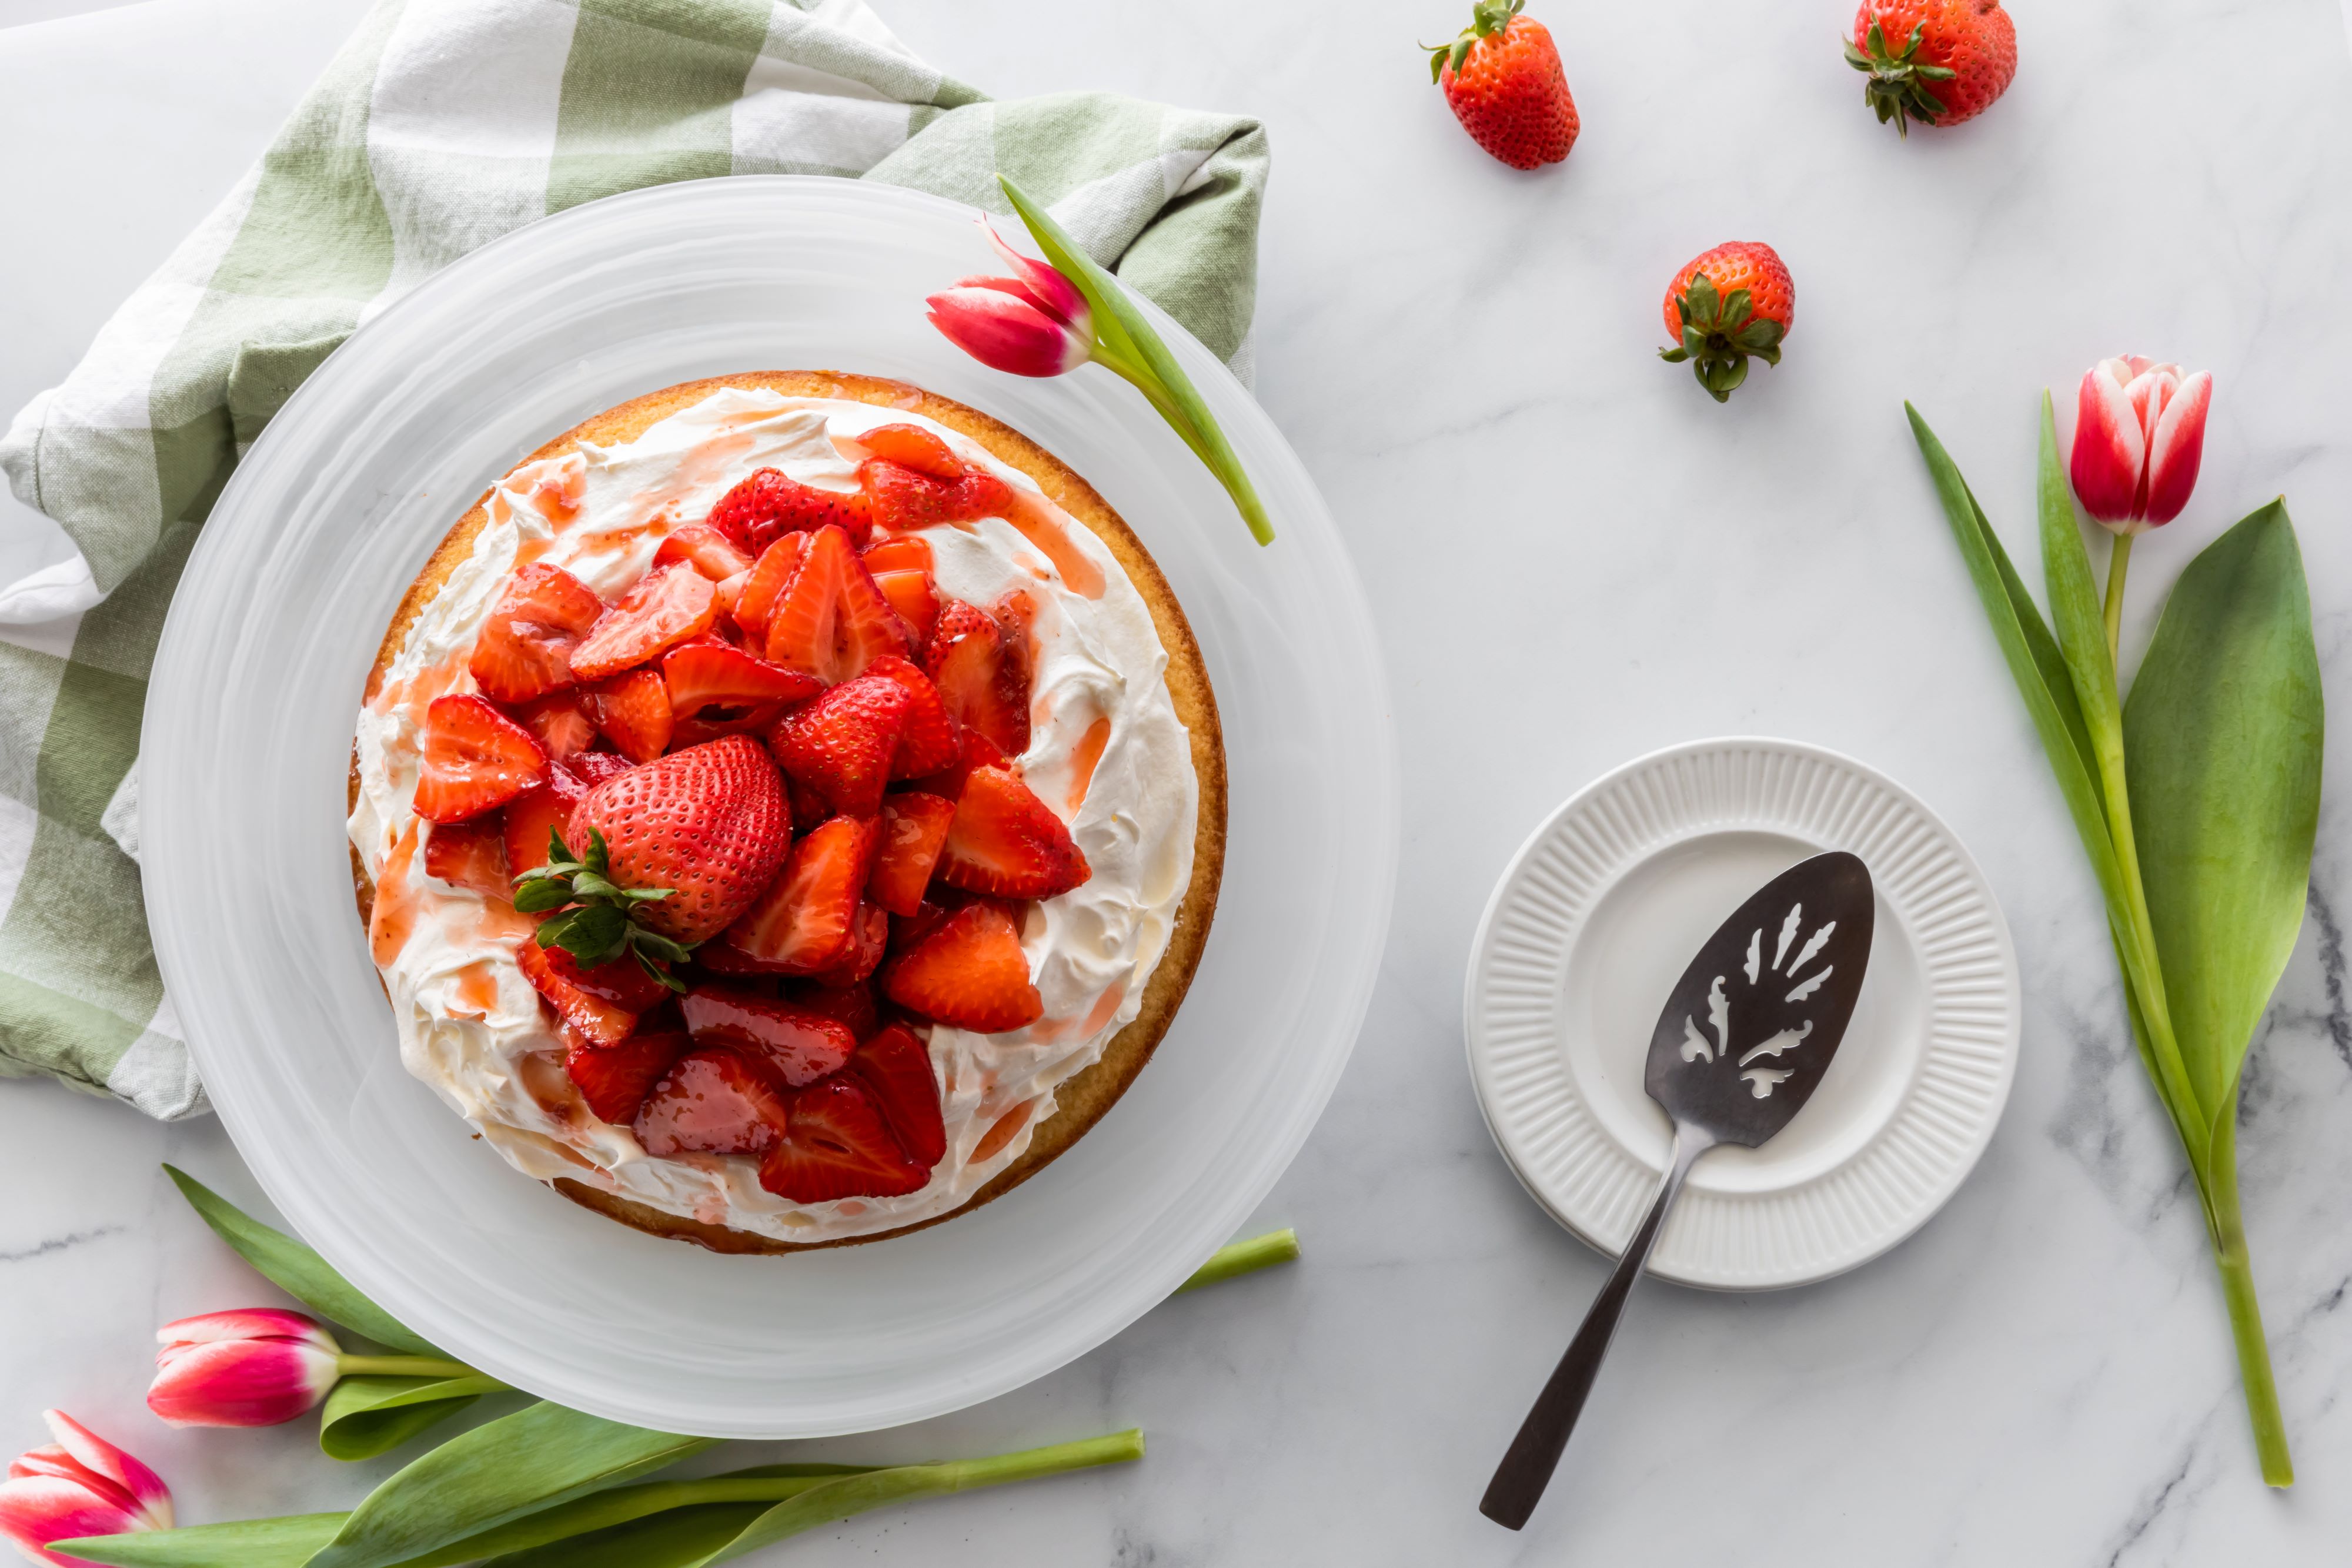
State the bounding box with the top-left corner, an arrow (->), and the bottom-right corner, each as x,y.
512,826 -> 693,991
1425,0 -> 1578,171
1659,242 -> 1794,403
1845,1 -> 2016,137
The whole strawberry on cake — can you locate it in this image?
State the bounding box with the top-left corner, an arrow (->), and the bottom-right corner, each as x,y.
349,372 -> 1224,1250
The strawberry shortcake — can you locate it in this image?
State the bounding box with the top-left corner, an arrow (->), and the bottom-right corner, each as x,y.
348,372 -> 1223,1250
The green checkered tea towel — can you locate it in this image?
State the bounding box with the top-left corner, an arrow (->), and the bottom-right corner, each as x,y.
0,0 -> 1267,1119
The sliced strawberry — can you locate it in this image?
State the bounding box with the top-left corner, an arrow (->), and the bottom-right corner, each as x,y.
901,727 -> 1008,801
706,467 -> 872,553
694,933 -> 793,976
870,569 -> 939,656
566,1030 -> 687,1125
758,1076 -> 928,1202
502,764 -> 587,877
534,936 -> 674,1012
570,750 -> 635,788
467,563 -> 602,704
847,1022 -> 946,1166
415,695 -> 547,824
768,671 -> 910,818
813,901 -> 889,986
860,535 -> 934,575
653,524 -> 753,583
858,423 -> 965,480
784,773 -> 831,835
679,986 -> 856,1086
569,565 -> 719,681
726,815 -> 878,974
516,937 -> 640,1045
880,902 -> 1043,1033
861,656 -> 959,778
515,691 -> 597,763
937,764 -> 1090,900
785,977 -> 878,1039
867,791 -> 957,916
764,524 -> 911,684
858,459 -> 1014,533
730,533 -> 805,644
423,818 -> 510,899
664,638 -> 823,733
634,1046 -> 793,1157
582,667 -> 673,764
888,898 -> 954,957
925,599 -> 1030,758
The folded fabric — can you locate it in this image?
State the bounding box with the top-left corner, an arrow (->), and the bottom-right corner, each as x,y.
0,0 -> 1267,1119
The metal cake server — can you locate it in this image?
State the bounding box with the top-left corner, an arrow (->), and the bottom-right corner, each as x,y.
1479,850 -> 1875,1531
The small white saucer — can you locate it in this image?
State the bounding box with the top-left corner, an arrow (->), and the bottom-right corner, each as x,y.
1464,737 -> 2019,1290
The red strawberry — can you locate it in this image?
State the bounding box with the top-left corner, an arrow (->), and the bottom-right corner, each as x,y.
887,897 -> 956,957
784,773 -> 832,835
634,1047 -> 793,1157
570,751 -> 634,788
664,638 -> 823,737
786,977 -> 878,1039
860,656 -> 959,778
768,670 -> 911,818
764,525 -> 910,684
415,695 -> 547,824
514,691 -> 597,763
693,933 -> 791,976
582,667 -> 673,763
516,937 -> 645,1045
566,735 -> 791,945
859,460 -> 1013,534
867,791 -> 957,916
758,1076 -> 928,1202
566,1030 -> 687,1125
1847,0 -> 2014,135
653,524 -> 753,583
938,764 -> 1090,900
726,815 -> 877,973
859,423 -> 964,479
846,1022 -> 946,1166
570,565 -> 719,681
423,818 -> 509,899
813,901 -> 890,986
706,467 -> 871,553
502,763 -> 587,877
925,600 -> 1031,758
1428,1 -> 1579,171
860,536 -> 936,574
880,902 -> 1043,1033
679,985 -> 857,1086
729,533 -> 805,644
467,563 -> 603,704
901,727 -> 1008,802
1660,242 -> 1793,404
871,569 -> 939,654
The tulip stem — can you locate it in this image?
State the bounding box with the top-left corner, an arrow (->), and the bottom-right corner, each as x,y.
336,1355 -> 477,1381
2103,530 -> 2134,663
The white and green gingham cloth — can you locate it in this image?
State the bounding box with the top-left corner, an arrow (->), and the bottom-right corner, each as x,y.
0,0 -> 1268,1118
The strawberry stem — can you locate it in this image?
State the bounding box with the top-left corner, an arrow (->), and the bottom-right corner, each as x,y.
1845,21 -> 1957,138
512,827 -> 691,988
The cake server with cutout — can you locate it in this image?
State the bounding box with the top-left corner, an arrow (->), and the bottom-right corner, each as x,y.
1479,850 -> 1875,1530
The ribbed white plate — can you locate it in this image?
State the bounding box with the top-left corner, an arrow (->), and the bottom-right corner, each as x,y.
1465,737 -> 2019,1289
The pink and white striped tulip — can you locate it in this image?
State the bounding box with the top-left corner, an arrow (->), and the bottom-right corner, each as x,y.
2069,356 -> 2213,533
0,1411 -> 172,1567
148,1309 -> 342,1429
925,222 -> 1093,378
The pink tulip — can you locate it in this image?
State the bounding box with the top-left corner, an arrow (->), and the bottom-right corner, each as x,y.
925,222 -> 1093,378
0,1411 -> 172,1567
147,1309 -> 342,1429
2069,356 -> 2213,533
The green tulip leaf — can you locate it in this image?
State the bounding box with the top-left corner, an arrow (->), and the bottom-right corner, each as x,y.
304,1402 -> 714,1568
320,1374 -> 507,1462
477,1505 -> 770,1568
162,1166 -> 441,1357
48,1513 -> 345,1568
2125,500 -> 2323,1130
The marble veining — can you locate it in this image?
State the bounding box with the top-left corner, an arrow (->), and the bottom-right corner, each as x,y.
7,0 -> 2352,1562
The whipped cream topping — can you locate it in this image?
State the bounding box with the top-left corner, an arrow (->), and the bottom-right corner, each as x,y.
349,388 -> 1198,1242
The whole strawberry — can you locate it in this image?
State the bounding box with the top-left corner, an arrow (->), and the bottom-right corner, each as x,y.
1426,0 -> 1578,170
1846,0 -> 2015,136
1659,242 -> 1793,403
516,736 -> 789,988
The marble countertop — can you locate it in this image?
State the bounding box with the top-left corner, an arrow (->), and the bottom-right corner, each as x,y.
8,0 -> 2352,1562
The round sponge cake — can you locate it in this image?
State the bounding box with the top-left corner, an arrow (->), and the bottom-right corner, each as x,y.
353,370 -> 1226,1251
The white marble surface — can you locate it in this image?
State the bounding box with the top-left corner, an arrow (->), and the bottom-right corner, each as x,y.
7,0 -> 2352,1562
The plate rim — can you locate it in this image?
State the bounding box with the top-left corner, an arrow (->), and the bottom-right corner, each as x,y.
1462,734 -> 2021,1291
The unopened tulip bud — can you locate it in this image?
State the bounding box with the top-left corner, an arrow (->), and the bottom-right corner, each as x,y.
0,1412 -> 172,1567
